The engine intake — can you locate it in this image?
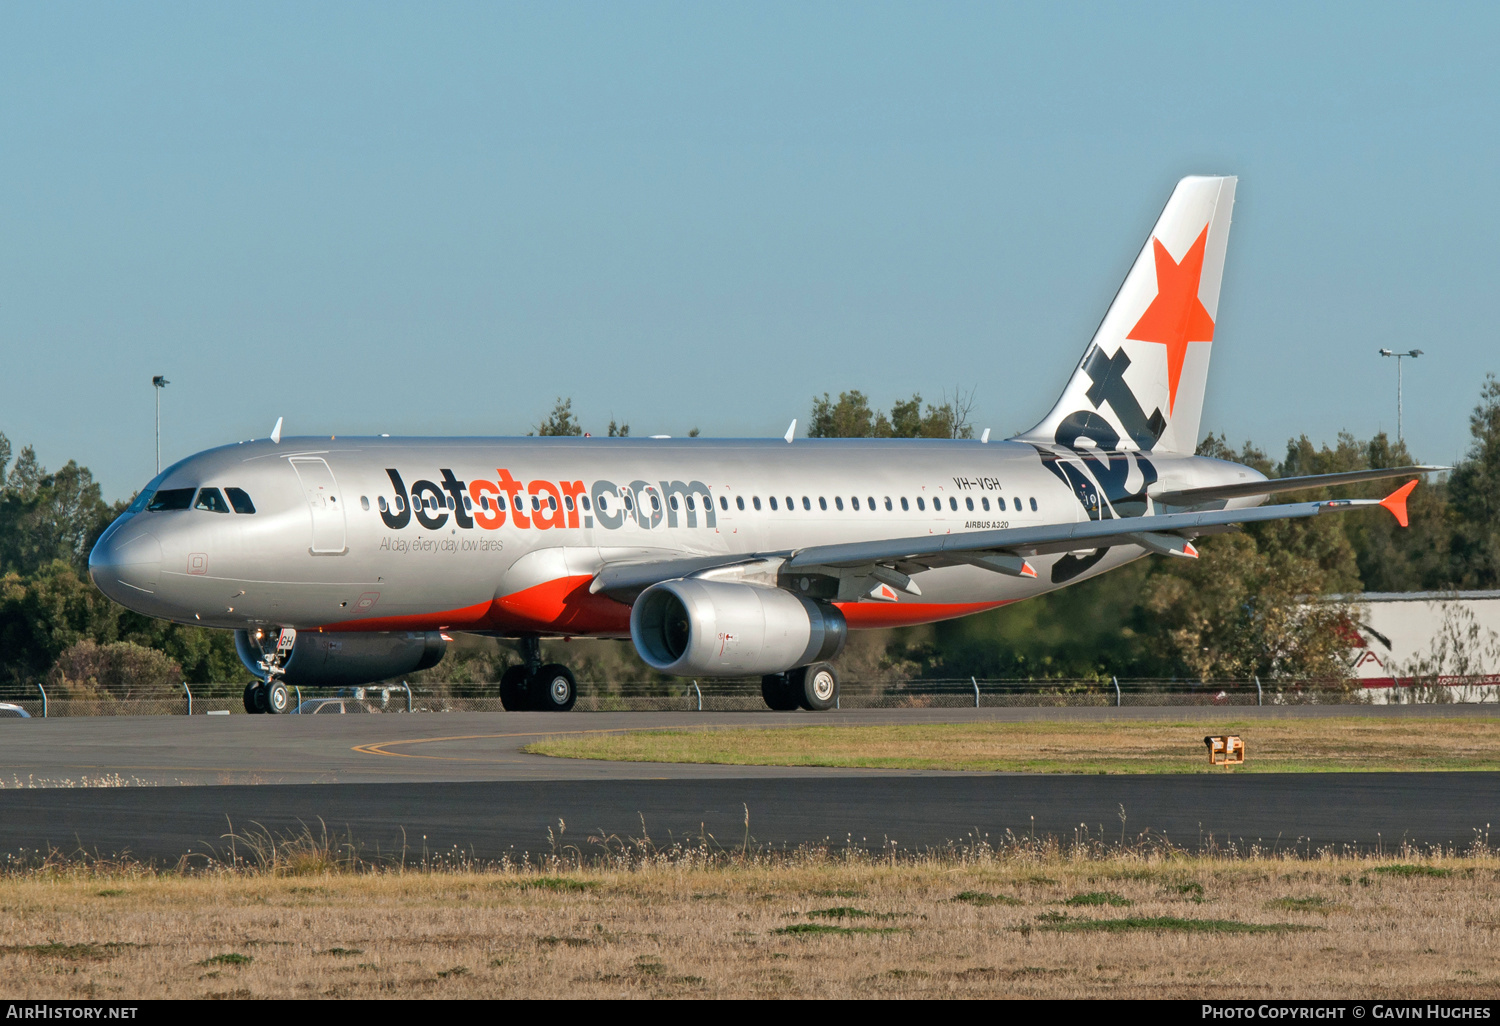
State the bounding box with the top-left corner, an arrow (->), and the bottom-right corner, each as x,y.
235,630 -> 446,687
630,579 -> 846,676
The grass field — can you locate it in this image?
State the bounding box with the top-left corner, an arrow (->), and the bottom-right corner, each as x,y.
4,851 -> 1500,998
521,718 -> 1500,773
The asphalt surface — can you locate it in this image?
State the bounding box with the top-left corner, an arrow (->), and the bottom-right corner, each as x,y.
0,707 -> 1495,860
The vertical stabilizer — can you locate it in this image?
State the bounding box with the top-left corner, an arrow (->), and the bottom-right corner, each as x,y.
1018,175 -> 1236,454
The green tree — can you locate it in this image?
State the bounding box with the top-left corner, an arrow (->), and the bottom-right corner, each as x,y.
607,418 -> 629,437
533,397 -> 584,437
809,391 -> 877,438
48,639 -> 182,699
1448,374 -> 1500,587
808,389 -> 976,439
0,435 -> 115,576
1142,533 -> 1354,680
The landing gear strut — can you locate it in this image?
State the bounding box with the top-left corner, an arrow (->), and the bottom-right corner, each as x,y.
500,638 -> 577,712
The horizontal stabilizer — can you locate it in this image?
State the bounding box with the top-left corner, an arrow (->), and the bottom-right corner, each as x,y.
1153,466 -> 1445,506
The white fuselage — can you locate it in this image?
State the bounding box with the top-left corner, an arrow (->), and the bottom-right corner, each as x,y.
87,434 -> 1264,638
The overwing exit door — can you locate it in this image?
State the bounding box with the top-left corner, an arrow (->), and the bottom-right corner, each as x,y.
289,457 -> 347,555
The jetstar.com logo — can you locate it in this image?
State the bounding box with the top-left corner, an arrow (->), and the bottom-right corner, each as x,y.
377,469 -> 719,533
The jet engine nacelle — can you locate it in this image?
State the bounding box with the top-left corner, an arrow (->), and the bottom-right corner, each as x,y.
630,579 -> 846,677
234,629 -> 446,687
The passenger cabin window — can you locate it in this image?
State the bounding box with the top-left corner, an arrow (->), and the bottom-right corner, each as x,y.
719,496 -> 728,510
802,496 -> 811,510
564,496 -> 574,511
950,497 -> 958,511
225,487 -> 256,514
785,496 -> 793,510
1030,497 -> 1038,511
818,497 -> 828,511
867,496 -> 875,510
496,495 -> 507,511
981,497 -> 989,511
752,496 -> 761,511
194,488 -> 231,513
463,496 -> 473,511
146,488 -> 195,511
769,496 -> 778,510
582,496 -> 591,511
916,497 -> 925,511
834,497 -> 843,511
549,496 -> 558,511
884,497 -> 892,511
735,496 -> 745,511
965,497 -> 974,511
649,493 -> 660,512
900,497 -> 909,511
686,496 -> 695,511
361,496 -> 371,511
378,496 -> 389,513
669,495 -> 679,511
850,497 -> 859,511
1013,496 -> 1021,511
997,497 -> 1006,511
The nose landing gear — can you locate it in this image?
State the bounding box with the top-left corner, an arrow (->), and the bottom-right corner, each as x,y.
500,637 -> 578,712
243,628 -> 297,714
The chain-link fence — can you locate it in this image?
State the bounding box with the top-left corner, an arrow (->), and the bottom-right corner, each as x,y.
1,676 -> 1495,716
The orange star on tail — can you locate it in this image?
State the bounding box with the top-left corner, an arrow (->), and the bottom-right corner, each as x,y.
1127,225 -> 1215,414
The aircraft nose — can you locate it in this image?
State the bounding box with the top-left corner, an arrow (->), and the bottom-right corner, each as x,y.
88,522 -> 163,603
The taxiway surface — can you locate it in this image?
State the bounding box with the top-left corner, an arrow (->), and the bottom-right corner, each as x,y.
0,708 -> 1494,860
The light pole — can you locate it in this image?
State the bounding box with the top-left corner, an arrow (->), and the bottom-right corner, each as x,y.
1378,349 -> 1422,444
152,375 -> 170,474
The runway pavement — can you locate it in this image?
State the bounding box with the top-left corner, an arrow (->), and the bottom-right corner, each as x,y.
0,707 -> 1495,860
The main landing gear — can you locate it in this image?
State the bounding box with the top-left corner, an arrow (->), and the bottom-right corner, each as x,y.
761,662 -> 840,712
500,637 -> 578,712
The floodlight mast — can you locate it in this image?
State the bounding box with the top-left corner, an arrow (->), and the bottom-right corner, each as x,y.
152,375 -> 170,474
1378,348 -> 1422,444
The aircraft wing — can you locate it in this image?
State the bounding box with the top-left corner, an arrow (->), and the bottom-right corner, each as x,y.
590,554 -> 778,598
1151,466 -> 1445,506
590,480 -> 1419,600
787,481 -> 1419,575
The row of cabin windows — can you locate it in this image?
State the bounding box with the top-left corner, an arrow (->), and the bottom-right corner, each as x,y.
145,487 -> 256,514
730,494 -> 1039,514
371,490 -> 1039,518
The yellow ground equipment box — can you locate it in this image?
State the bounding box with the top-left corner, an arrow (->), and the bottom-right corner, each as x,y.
1204,735 -> 1245,767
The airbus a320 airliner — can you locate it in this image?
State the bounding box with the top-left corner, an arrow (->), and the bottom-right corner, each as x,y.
89,176 -> 1432,714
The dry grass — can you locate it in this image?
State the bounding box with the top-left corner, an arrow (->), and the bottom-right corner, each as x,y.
4,851 -> 1500,999
522,718 -> 1500,772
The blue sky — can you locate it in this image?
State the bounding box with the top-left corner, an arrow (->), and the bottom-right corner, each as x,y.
2,2 -> 1496,499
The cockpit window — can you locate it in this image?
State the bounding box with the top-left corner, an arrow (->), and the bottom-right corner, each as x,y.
145,488 -> 195,511
194,488 -> 232,513
125,469 -> 172,513
224,487 -> 256,514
